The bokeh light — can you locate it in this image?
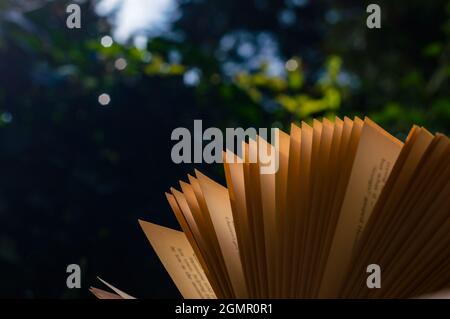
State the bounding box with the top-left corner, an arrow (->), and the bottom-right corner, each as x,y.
100,35 -> 114,47
1,112 -> 13,124
98,93 -> 111,106
285,59 -> 299,71
114,58 -> 127,70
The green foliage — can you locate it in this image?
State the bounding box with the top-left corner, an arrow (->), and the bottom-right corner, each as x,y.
233,56 -> 343,120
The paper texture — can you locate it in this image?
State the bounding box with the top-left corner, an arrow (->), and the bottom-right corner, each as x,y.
195,170 -> 248,298
319,117 -> 403,298
90,287 -> 123,299
139,220 -> 216,299
135,117 -> 448,299
96,277 -> 135,299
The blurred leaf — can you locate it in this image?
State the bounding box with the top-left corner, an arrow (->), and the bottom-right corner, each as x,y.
423,42 -> 443,57
288,71 -> 303,90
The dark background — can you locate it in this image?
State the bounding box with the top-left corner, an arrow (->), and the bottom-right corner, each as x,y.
0,0 -> 449,298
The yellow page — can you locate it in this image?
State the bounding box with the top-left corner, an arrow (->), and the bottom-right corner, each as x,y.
319,117 -> 403,298
195,170 -> 249,298
139,220 -> 216,299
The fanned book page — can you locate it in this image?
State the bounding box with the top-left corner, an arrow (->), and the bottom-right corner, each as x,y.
95,116 -> 450,299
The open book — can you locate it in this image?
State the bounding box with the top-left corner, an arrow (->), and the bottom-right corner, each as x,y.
93,117 -> 450,299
